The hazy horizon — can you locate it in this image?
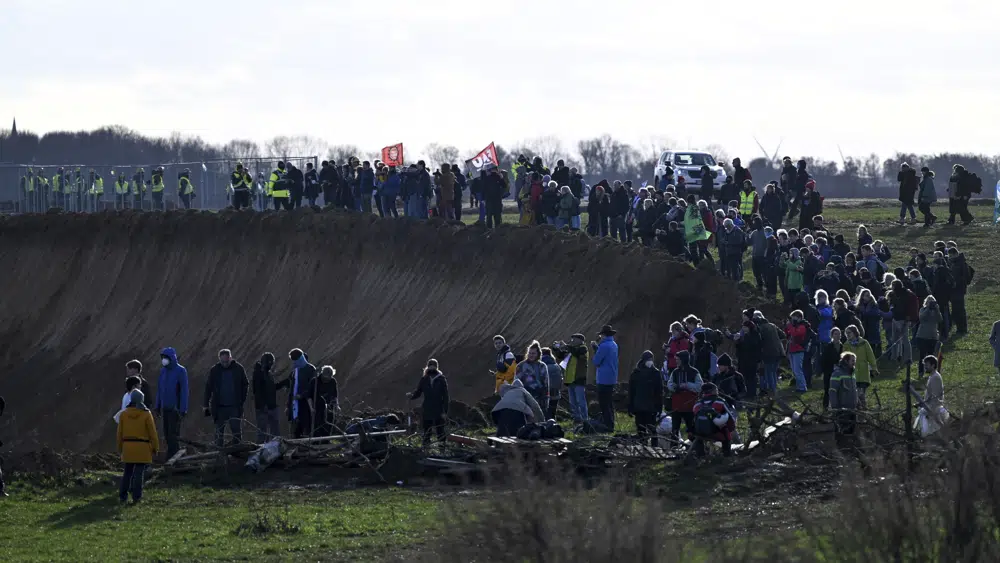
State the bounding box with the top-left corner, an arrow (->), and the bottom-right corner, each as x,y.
4,0 -> 999,161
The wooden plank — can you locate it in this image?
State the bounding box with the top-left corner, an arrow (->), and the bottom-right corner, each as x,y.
446,434 -> 487,447
283,430 -> 406,445
165,448 -> 188,466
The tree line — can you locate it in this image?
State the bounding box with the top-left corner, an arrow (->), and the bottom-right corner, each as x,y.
2,126 -> 997,198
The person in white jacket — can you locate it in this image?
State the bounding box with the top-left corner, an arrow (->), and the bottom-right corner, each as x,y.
114,375 -> 145,424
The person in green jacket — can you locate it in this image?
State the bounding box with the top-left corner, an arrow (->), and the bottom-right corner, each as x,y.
842,325 -> 878,410
559,334 -> 590,423
779,247 -> 805,301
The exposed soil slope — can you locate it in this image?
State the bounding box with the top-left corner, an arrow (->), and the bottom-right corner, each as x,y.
0,210 -> 745,451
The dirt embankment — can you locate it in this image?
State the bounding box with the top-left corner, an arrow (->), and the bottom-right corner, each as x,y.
0,210 -> 746,452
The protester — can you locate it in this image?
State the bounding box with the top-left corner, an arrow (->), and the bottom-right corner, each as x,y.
628,351 -> 664,447
116,389 -> 159,504
780,247 -> 805,302
828,351 -> 858,445
114,373 -> 146,425
821,327 -> 844,409
897,163 -> 919,225
252,352 -> 281,443
713,354 -> 746,409
154,347 -> 189,459
842,325 -> 877,409
281,348 -> 317,439
690,383 -> 734,457
515,341 -> 550,412
587,184 -> 610,237
591,325 -> 620,431
407,359 -> 450,446
309,366 -> 340,437
541,347 -> 564,420
493,335 -> 517,393
887,280 -> 916,363
921,355 -> 945,416
991,320 -> 1000,381
915,296 -> 943,376
667,350 -> 703,445
755,312 -> 785,395
491,379 -> 544,437
202,349 -> 249,448
785,310 -> 811,392
562,334 -> 590,423
946,246 -> 971,335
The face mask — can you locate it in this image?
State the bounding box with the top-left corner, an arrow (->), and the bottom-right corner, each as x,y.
161,358 -> 170,367
645,360 -> 654,368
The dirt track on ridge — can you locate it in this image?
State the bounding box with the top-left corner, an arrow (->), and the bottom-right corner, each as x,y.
0,209 -> 746,452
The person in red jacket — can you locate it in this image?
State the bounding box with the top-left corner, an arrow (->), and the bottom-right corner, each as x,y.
785,310 -> 812,392
667,350 -> 703,446
662,322 -> 692,374
691,383 -> 736,457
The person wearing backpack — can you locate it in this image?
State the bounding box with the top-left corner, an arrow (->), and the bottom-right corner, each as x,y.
690,383 -> 735,457
842,325 -> 877,410
948,164 -> 979,225
785,310 -> 811,392
713,354 -> 746,410
946,246 -> 972,335
628,351 -> 664,447
667,350 -> 703,446
755,312 -> 786,396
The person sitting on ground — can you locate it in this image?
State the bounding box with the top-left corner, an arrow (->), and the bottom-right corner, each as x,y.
491,379 -> 545,437
628,351 -> 664,447
690,383 -> 735,457
829,351 -> 859,445
407,359 -> 450,446
116,389 -> 159,504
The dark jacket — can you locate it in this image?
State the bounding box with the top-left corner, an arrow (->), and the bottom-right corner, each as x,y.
204,361 -> 249,414
304,168 -> 320,198
897,168 -> 918,204
719,180 -> 740,207
482,172 -> 507,204
713,369 -> 746,404
411,370 -> 450,420
287,165 -> 305,193
798,190 -> 823,229
541,188 -> 561,218
282,360 -> 317,421
628,362 -> 664,414
609,188 -> 631,217
733,165 -> 751,188
252,360 -> 279,411
718,226 -> 747,256
759,192 -> 784,224
950,253 -> 971,295
587,193 -> 610,222
552,166 -> 570,187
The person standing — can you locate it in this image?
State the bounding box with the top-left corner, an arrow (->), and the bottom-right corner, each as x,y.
268,161 -> 290,210
492,335 -> 518,394
408,359 -> 450,446
230,162 -> 254,210
154,347 -> 189,459
437,164 -> 457,220
991,320 -> 1000,382
150,166 -> 166,210
563,334 -> 590,423
667,350 -> 703,445
319,160 -> 341,207
286,162 -> 305,210
252,353 -> 281,443
947,246 -> 971,335
755,312 -> 785,396
842,326 -> 878,410
303,162 -> 320,207
116,389 -> 159,504
896,163 -> 919,225
515,342 -> 550,412
310,366 -> 340,437
591,325 -> 620,431
541,347 -> 564,420
915,296 -> 943,377
629,350 -> 664,447
178,169 -> 195,210
203,349 -> 249,448
380,167 -> 401,218
828,351 -> 859,446
281,348 -> 317,439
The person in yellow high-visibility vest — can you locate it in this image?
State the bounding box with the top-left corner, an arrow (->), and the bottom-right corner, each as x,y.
89,170 -> 105,212
738,180 -> 758,218
131,168 -> 146,210
37,168 -> 50,210
268,161 -> 290,210
113,171 -> 129,209
229,162 -> 253,210
20,168 -> 35,213
178,169 -> 195,209
63,168 -> 80,212
51,167 -> 64,208
150,167 -> 165,210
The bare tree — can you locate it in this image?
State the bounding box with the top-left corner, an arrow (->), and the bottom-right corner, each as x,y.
638,135 -> 675,160
424,143 -> 460,170
220,139 -> 261,163
702,143 -> 733,176
327,145 -> 361,166
522,135 -> 565,167
265,135 -> 329,159
577,135 -> 639,179
862,154 -> 883,190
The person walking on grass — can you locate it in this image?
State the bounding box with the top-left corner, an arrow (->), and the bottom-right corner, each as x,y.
918,167 -> 938,227
842,325 -> 878,410
897,163 -> 919,225
116,389 -> 159,504
408,359 -> 449,446
591,325 -> 620,431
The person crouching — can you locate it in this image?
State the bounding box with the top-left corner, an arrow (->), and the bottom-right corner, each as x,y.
690,383 -> 735,457
491,379 -> 545,437
116,389 -> 159,504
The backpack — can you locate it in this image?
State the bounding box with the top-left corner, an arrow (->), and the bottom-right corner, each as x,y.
516,423 -> 544,441
968,265 -> 976,284
693,403 -> 718,437
541,420 -> 565,439
970,173 -> 983,194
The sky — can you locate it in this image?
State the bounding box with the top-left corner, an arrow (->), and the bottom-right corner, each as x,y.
3,0 -> 999,162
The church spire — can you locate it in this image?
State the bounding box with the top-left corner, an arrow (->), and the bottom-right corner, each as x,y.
10,118 -> 16,136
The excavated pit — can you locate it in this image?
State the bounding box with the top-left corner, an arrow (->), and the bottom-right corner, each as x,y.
0,209 -> 746,452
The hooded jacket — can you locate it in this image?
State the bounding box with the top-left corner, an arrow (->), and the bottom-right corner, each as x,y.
204,360 -> 249,414
117,405 -> 160,464
564,343 -> 589,386
410,369 -> 450,420
155,347 -> 189,414
842,338 -> 877,385
492,379 -> 544,421
494,345 -> 517,393
592,336 -> 620,385
897,168 -> 918,204
918,175 -> 937,204
252,358 -> 279,410
515,359 -> 550,404
629,357 -> 664,414
828,363 -> 858,410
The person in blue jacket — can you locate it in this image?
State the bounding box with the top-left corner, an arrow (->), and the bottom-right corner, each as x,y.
590,325 -> 620,431
154,347 -> 189,459
380,167 -> 402,218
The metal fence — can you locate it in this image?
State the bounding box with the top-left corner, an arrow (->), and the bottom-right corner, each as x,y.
0,156 -> 318,214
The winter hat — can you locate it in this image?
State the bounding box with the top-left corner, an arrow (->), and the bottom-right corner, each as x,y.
542,175 -> 551,183
742,308 -> 756,320
571,333 -> 586,341
701,382 -> 719,395
129,389 -> 147,410
676,350 -> 691,365
640,350 -> 654,362
426,358 -> 439,370
717,354 -> 733,368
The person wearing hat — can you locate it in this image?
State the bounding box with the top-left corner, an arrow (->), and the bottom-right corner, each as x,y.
690,382 -> 735,457
628,350 -> 664,447
713,354 -> 746,410
131,167 -> 146,210
116,389 -> 159,504
150,166 -> 166,210
154,347 -> 189,459
591,325 -> 620,431
561,334 -> 590,423
268,161 -> 290,210
280,348 -> 317,438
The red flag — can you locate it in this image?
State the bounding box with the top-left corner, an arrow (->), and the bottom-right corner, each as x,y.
466,142 -> 500,173
381,143 -> 404,167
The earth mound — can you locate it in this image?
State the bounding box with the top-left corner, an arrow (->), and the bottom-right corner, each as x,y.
0,210 -> 745,451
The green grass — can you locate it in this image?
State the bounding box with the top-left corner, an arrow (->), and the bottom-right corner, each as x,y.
0,473 -> 442,562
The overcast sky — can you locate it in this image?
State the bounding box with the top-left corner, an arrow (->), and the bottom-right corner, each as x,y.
3,0 -> 998,162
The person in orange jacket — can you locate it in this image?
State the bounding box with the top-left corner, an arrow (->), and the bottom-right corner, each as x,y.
116,389 -> 159,504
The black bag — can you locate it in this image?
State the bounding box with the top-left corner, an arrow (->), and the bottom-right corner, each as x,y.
541,421 -> 565,439
693,406 -> 717,437
516,423 -> 543,441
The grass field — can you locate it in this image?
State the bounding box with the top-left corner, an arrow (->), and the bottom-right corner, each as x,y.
2,200 -> 998,562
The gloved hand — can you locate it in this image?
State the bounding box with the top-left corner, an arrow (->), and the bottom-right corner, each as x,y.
203,407 -> 212,417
